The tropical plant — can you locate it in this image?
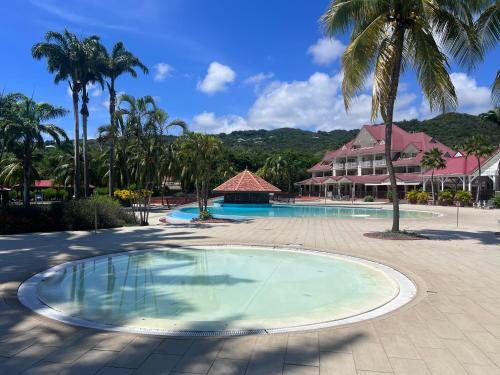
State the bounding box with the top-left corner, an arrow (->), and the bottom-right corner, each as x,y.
462,135 -> 496,202
406,189 -> 419,204
421,148 -> 447,202
438,190 -> 454,205
257,151 -> 302,192
364,195 -> 374,202
479,107 -> 500,125
175,132 -> 225,212
455,190 -> 473,206
321,0 -> 486,231
101,42 -> 148,196
32,29 -> 92,198
417,191 -> 430,204
0,94 -> 67,207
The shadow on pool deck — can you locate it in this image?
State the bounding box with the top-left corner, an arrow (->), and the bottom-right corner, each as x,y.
416,229 -> 500,246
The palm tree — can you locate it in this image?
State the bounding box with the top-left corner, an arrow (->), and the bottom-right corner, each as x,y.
101,42 -> 148,196
321,1 -> 485,232
493,71 -> 500,106
421,148 -> 446,202
175,132 -> 224,213
32,29 -> 87,198
257,152 -> 300,193
79,36 -> 106,197
0,94 -> 67,207
479,107 -> 500,125
462,135 -> 496,203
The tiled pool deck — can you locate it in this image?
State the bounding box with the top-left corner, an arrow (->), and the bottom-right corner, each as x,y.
0,204 -> 499,374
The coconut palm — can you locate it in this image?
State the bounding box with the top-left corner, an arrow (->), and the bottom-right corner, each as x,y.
0,94 -> 67,207
101,42 -> 148,196
258,152 -> 300,193
421,148 -> 447,202
321,0 -> 486,232
32,29 -> 91,198
462,135 -> 496,203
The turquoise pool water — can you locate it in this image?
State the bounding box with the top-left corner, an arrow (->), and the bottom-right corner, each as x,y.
168,203 -> 437,221
26,246 -> 408,335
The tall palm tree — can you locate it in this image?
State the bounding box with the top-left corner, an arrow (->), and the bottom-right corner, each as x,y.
32,29 -> 87,198
462,135 -> 496,203
0,94 -> 67,207
321,0 -> 485,232
421,148 -> 446,202
79,37 -> 106,197
101,42 -> 148,196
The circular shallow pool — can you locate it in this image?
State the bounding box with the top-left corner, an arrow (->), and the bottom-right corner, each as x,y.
19,246 -> 416,336
168,203 -> 437,221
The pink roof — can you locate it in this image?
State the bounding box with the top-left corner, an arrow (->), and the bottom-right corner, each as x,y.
213,170 -> 281,193
307,161 -> 332,173
34,180 -> 53,188
424,156 -> 485,176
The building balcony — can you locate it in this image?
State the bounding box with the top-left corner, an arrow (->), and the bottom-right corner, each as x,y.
374,160 -> 387,167
346,162 -> 358,169
332,163 -> 345,169
360,160 -> 372,168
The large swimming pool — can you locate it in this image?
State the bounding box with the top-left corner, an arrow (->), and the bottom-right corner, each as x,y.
168,203 -> 437,221
18,246 -> 416,336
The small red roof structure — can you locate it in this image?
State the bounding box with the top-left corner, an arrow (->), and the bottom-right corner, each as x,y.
214,170 -> 281,193
34,180 -> 53,188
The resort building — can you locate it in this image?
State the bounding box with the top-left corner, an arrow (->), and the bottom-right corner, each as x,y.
297,124 -> 500,199
213,169 -> 281,204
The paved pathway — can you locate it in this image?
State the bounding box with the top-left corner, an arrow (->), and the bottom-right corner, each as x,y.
0,204 -> 499,374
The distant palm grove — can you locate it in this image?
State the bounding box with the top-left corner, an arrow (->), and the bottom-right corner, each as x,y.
0,0 -> 499,228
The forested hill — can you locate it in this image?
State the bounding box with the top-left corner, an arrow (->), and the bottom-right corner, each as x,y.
217,112 -> 499,157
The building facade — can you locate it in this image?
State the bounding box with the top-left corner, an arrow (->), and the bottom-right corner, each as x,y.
296,124 -> 500,200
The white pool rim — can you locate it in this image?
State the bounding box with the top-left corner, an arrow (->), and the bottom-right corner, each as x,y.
18,245 -> 417,337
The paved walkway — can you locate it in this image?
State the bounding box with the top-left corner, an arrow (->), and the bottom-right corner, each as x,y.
0,204 -> 499,374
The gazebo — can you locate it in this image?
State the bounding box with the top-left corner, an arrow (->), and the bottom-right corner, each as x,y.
213,169 -> 281,204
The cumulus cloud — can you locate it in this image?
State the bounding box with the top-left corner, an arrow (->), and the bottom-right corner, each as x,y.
153,63 -> 172,82
197,62 -> 236,94
307,37 -> 346,65
192,111 -> 249,134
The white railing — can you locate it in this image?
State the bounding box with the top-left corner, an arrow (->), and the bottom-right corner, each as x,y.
360,160 -> 372,168
374,159 -> 386,167
346,162 -> 358,169
332,163 -> 345,169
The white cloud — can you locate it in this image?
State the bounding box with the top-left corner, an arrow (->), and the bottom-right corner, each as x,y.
244,72 -> 274,85
307,37 -> 346,65
197,62 -> 236,94
192,111 -> 249,134
153,63 -> 172,82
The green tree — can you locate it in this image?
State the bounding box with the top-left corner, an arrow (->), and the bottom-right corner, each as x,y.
257,152 -> 302,193
0,94 -> 67,207
175,132 -> 225,213
101,42 -> 148,196
321,0 -> 485,232
462,135 -> 496,203
421,148 -> 446,202
479,107 -> 500,125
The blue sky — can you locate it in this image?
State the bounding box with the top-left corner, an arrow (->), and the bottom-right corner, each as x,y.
0,0 -> 498,139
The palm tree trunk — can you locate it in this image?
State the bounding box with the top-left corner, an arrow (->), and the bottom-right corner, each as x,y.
23,147 -> 32,208
108,83 -> 116,197
476,157 -> 482,203
384,26 -> 405,232
81,86 -> 89,198
72,88 -> 81,199
431,171 -> 435,202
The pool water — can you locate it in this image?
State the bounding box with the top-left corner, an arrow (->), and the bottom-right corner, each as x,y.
168,203 -> 437,221
20,246 -> 414,335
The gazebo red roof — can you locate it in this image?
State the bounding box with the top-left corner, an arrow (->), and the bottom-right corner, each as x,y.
213,170 -> 281,193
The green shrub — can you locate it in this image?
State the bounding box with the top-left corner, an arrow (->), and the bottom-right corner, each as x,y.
454,190 -> 472,206
43,188 -> 68,201
416,191 -> 430,204
386,189 -> 394,202
438,190 -> 454,205
364,195 -> 374,202
94,187 -> 109,196
406,189 -> 419,204
0,197 -> 134,234
492,195 -> 500,208
199,210 -> 213,220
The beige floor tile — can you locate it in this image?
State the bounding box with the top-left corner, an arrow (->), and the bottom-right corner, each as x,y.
389,358 -> 431,375
352,342 -> 392,373
380,335 -> 419,359
320,351 -> 356,375
442,338 -> 492,366
426,319 -> 465,340
463,364 -> 500,375
416,347 -> 468,375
